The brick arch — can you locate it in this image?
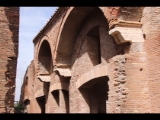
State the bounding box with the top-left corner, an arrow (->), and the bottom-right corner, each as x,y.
76,65 -> 109,88
50,82 -> 69,92
55,7 -> 111,65
49,71 -> 69,93
37,38 -> 53,74
75,65 -> 109,113
35,36 -> 52,75
34,37 -> 53,97
36,35 -> 53,63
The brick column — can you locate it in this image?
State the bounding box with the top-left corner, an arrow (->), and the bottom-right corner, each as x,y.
109,21 -> 151,113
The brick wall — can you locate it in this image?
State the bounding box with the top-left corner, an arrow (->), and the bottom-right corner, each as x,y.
27,61 -> 35,113
19,61 -> 35,113
69,9 -> 117,113
0,7 -> 19,113
19,7 -> 160,113
142,7 -> 160,113
33,10 -> 66,113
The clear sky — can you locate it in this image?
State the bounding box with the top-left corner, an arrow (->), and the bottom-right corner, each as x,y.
15,7 -> 58,101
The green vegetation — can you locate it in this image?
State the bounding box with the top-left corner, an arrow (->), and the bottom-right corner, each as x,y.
14,102 -> 25,113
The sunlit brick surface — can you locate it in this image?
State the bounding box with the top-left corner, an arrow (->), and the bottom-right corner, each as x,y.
20,7 -> 160,113
0,7 -> 19,113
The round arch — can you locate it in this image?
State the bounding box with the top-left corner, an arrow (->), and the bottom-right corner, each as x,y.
37,39 -> 53,75
36,35 -> 53,63
54,7 -> 110,65
34,38 -> 53,101
76,65 -> 108,88
76,65 -> 109,113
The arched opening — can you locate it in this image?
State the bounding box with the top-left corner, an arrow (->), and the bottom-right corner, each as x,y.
51,89 -> 69,113
23,99 -> 30,113
56,7 -> 107,65
62,90 -> 69,113
36,96 -> 45,113
56,7 -> 111,113
51,90 -> 59,106
79,76 -> 109,113
44,81 -> 50,108
35,82 -> 50,113
36,40 -> 52,113
38,40 -> 52,75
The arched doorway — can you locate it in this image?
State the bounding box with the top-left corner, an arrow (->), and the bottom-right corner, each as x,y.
79,76 -> 109,113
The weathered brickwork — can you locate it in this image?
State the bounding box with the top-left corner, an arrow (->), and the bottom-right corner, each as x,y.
19,7 -> 160,113
20,61 -> 36,113
0,7 -> 19,113
141,7 -> 160,113
107,55 -> 127,113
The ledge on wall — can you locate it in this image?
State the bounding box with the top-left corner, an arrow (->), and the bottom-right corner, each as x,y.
109,27 -> 144,44
54,64 -> 71,77
109,20 -> 142,29
38,75 -> 50,82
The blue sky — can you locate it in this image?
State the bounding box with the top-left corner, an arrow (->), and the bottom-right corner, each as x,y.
15,7 -> 58,101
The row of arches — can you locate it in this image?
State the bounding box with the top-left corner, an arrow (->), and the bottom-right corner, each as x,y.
35,76 -> 109,113
23,7 -> 139,113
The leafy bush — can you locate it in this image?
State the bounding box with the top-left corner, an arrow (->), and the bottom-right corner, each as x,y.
14,102 -> 25,113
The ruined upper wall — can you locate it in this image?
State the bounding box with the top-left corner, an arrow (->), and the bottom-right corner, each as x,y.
103,7 -> 144,29
0,7 -> 19,113
119,7 -> 144,21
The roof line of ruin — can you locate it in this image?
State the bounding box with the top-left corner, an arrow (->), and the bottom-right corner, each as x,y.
33,7 -> 69,44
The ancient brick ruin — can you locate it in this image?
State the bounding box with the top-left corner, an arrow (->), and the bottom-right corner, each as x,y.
0,7 -> 19,113
20,7 -> 160,113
